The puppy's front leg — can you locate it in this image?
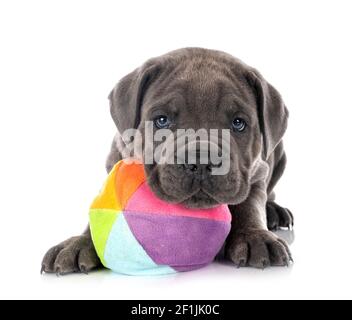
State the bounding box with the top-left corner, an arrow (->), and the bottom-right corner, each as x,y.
226,182 -> 292,268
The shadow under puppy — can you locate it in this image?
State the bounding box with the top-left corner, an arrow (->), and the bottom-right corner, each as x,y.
42,48 -> 294,275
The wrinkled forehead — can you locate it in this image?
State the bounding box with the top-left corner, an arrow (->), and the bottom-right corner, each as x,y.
142,69 -> 258,128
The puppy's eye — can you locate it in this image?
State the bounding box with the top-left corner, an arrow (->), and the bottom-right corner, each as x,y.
232,117 -> 247,132
154,115 -> 170,129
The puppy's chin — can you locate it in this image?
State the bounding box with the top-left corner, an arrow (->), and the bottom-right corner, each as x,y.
144,163 -> 248,209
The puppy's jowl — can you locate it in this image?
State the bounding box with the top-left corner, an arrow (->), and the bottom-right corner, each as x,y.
42,48 -> 293,275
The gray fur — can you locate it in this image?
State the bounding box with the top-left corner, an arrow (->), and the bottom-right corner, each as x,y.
42,48 -> 293,274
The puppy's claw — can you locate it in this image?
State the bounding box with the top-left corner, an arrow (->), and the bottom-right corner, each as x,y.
261,259 -> 270,270
236,259 -> 246,268
284,254 -> 294,266
55,267 -> 62,277
79,265 -> 88,275
287,209 -> 294,227
282,257 -> 289,267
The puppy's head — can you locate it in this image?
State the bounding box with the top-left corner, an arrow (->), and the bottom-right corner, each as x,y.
109,48 -> 288,208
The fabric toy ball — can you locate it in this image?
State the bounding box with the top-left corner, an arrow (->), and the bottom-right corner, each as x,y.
89,159 -> 232,275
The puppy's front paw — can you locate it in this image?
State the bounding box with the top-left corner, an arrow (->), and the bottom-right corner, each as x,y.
226,230 -> 293,269
41,235 -> 102,275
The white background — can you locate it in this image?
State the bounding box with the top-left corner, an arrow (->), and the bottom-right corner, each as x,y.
1,0 -> 352,300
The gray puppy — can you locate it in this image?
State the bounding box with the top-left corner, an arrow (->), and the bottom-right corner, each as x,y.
42,48 -> 293,275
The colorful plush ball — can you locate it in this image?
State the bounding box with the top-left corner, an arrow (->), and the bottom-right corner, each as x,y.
89,160 -> 232,275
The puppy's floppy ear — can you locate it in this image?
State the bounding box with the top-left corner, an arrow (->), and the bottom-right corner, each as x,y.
247,70 -> 289,159
109,62 -> 160,133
